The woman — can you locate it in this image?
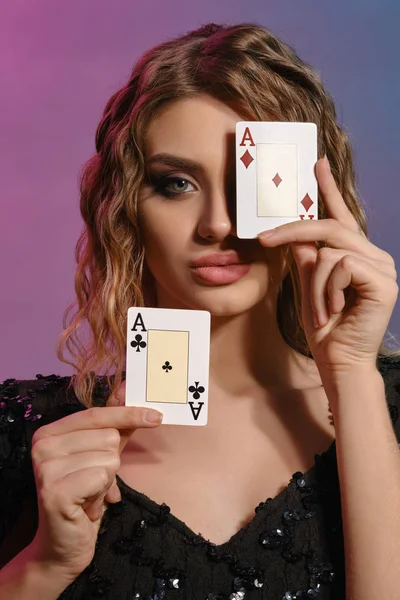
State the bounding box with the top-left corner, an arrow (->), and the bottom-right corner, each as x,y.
0,22 -> 399,600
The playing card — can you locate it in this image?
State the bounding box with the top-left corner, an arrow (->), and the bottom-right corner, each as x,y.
236,121 -> 318,238
125,307 -> 211,426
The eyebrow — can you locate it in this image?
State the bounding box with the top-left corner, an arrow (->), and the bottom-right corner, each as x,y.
146,153 -> 206,176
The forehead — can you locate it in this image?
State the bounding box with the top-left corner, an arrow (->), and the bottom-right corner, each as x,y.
144,95 -> 242,159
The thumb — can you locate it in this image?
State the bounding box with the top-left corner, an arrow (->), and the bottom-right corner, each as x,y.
105,379 -> 162,452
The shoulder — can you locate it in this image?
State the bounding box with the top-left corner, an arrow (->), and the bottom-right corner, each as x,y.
1,374 -> 82,448
0,373 -> 110,552
1,373 -> 110,426
0,372 -> 112,453
377,355 -> 400,440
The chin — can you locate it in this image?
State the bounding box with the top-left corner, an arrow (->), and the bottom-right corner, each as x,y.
193,282 -> 269,317
156,270 -> 270,318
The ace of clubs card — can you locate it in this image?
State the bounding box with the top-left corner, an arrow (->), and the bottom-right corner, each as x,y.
236,121 -> 318,238
125,307 -> 211,425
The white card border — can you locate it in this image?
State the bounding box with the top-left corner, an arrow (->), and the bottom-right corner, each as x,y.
125,307 -> 211,426
236,121 -> 318,238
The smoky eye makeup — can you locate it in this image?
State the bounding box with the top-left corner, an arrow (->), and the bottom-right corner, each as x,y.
144,170 -> 196,199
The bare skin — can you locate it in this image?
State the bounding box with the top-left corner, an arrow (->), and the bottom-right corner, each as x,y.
0,95 -> 336,597
119,385 -> 334,545
117,94 -> 335,545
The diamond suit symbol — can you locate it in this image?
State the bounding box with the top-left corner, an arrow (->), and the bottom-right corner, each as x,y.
240,150 -> 254,169
300,193 -> 314,212
272,173 -> 282,187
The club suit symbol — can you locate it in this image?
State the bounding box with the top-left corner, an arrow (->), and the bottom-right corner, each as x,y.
162,361 -> 172,373
131,334 -> 147,352
188,381 -> 205,400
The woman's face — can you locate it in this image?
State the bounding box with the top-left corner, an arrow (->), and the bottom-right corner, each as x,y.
137,94 -> 287,316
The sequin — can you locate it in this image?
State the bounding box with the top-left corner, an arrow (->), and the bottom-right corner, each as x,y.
231,568 -> 264,593
259,527 -> 286,549
230,591 -> 245,600
306,588 -> 320,598
13,363 -> 400,599
154,578 -> 166,590
233,577 -> 243,590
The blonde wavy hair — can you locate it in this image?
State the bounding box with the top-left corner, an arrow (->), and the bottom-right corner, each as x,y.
56,22 -> 400,407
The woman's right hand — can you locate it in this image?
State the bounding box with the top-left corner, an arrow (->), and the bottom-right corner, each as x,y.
28,381 -> 163,583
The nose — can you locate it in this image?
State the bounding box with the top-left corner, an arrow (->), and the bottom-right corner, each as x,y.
197,180 -> 237,241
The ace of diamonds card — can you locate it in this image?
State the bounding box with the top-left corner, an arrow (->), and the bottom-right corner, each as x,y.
236,121 -> 318,238
125,307 -> 211,426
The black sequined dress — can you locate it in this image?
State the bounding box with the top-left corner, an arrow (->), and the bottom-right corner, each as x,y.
1,357 -> 400,600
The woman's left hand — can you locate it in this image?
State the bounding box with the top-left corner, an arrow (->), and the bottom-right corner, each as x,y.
258,157 -> 398,377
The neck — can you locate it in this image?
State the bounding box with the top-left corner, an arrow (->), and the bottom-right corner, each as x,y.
208,296 -> 321,396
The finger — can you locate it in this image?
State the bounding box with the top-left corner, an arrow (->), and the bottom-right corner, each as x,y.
39,466 -> 115,522
315,157 -> 362,233
310,247 -> 397,326
32,405 -> 163,443
259,218 -> 393,265
327,255 -> 399,315
34,451 -> 121,488
104,479 -> 122,505
289,241 -> 319,329
84,476 -> 121,517
103,380 -> 153,453
74,467 -> 115,522
32,428 -> 121,462
85,495 -> 108,523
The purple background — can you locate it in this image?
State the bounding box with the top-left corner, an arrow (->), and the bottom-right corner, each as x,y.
1,0 -> 399,380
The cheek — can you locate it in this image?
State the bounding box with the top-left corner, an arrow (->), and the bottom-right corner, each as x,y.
140,209 -> 191,264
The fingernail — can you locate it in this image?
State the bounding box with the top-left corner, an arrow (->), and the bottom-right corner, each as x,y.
258,229 -> 276,241
144,409 -> 163,424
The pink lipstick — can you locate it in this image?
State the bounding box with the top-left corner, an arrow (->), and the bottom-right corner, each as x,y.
189,251 -> 253,285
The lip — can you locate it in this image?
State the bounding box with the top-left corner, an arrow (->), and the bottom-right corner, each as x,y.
189,251 -> 254,285
189,251 -> 251,268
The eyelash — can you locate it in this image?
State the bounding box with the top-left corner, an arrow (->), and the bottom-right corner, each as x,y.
148,174 -> 196,199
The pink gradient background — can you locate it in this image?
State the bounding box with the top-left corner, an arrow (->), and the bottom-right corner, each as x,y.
1,0 -> 399,380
